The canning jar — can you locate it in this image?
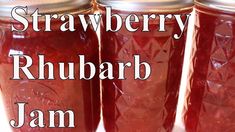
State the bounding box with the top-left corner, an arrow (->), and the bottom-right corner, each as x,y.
97,0 -> 193,131
183,0 -> 235,132
0,0 -> 100,131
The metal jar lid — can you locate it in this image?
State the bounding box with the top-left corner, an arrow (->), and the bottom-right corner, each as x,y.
97,0 -> 194,12
0,0 -> 92,18
195,0 -> 235,12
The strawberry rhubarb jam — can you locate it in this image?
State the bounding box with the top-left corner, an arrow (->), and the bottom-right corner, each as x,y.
184,0 -> 235,132
98,0 -> 193,131
0,0 -> 100,132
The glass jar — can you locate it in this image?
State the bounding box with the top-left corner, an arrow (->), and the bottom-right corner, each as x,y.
97,0 -> 193,131
0,0 -> 100,131
184,0 -> 235,132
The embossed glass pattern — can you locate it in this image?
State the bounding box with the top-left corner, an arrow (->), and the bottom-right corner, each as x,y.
100,10 -> 191,132
184,5 -> 235,132
0,16 -> 100,132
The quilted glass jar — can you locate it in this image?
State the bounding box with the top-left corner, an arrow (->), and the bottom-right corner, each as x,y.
98,0 -> 193,131
184,0 -> 235,131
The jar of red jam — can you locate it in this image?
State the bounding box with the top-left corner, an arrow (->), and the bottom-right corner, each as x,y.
97,0 -> 193,131
0,0 -> 100,131
184,0 -> 235,131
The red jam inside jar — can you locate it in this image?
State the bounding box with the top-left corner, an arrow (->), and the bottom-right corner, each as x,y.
184,4 -> 235,132
0,12 -> 100,132
99,7 -> 192,132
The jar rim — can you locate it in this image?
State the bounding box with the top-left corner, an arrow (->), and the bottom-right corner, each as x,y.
97,0 -> 194,12
0,0 -> 93,18
195,0 -> 235,12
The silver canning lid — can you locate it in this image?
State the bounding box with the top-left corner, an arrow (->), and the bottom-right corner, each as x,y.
196,0 -> 235,12
97,0 -> 194,12
0,0 -> 92,18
